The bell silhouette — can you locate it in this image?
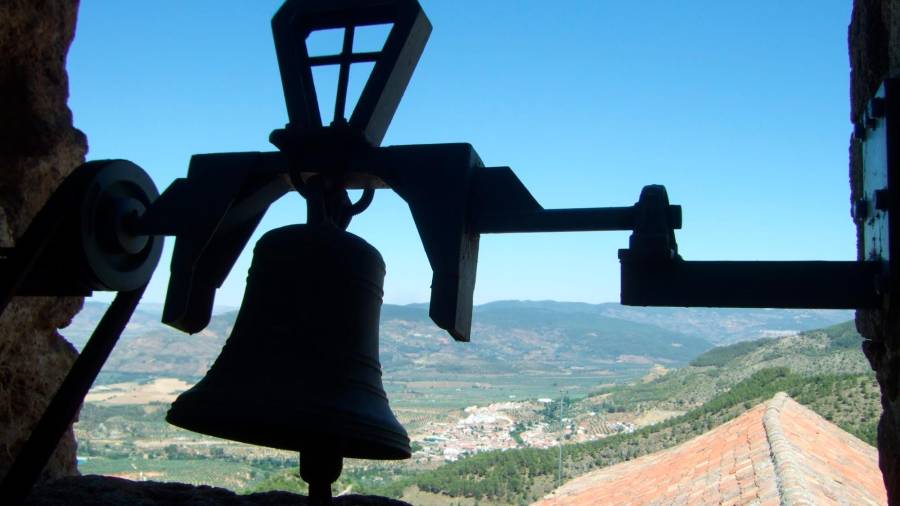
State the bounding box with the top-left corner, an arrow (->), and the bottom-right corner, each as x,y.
166,224 -> 411,465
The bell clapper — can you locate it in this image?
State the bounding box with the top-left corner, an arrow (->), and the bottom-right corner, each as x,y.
300,449 -> 343,506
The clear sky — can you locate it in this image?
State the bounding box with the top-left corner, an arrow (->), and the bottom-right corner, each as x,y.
68,1 -> 855,308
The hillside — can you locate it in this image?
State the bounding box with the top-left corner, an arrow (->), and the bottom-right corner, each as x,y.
239,321 -> 878,504
73,317 -> 879,504
588,320 -> 873,412
382,322 -> 879,503
249,368 -> 879,504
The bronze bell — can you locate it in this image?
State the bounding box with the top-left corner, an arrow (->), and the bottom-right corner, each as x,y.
166,224 -> 410,477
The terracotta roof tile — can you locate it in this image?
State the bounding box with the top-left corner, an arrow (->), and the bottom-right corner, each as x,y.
533,393 -> 885,506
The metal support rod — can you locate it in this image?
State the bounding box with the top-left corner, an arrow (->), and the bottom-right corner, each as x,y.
300,450 -> 341,506
475,205 -> 682,234
0,286 -> 146,505
308,51 -> 380,66
334,26 -> 355,122
308,480 -> 333,506
620,259 -> 881,309
0,208 -> 66,317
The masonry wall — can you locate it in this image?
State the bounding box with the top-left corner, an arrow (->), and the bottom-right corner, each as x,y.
851,0 -> 900,502
0,0 -> 86,482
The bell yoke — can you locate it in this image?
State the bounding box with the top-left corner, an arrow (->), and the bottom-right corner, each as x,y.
160,0 -> 686,497
161,0 -> 684,498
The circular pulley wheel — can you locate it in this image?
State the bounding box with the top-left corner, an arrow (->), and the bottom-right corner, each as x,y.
71,159 -> 162,291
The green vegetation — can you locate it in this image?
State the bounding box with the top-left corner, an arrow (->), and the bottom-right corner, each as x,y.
248,463 -> 415,497
74,319 -> 880,505
539,396 -> 573,423
238,367 -> 880,505
510,423 -> 526,446
689,338 -> 774,367
791,373 -> 880,444
79,457 -> 269,490
76,402 -> 299,490
817,320 -> 867,349
385,371 -> 637,411
691,321 -> 861,368
374,368 -> 878,504
592,321 -> 873,413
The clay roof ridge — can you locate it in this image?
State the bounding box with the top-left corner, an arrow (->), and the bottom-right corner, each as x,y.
763,392 -> 816,506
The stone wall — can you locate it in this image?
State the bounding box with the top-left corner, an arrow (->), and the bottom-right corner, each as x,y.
851,0 -> 900,502
0,0 -> 86,482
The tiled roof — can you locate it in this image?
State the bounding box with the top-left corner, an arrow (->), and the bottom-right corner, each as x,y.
534,393 -> 885,506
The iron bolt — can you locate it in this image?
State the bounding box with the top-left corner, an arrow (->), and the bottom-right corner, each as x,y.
852,198 -> 868,221
875,273 -> 890,297
875,188 -> 891,211
869,97 -> 887,119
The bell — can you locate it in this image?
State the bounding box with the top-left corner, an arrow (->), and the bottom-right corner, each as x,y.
166,224 -> 411,463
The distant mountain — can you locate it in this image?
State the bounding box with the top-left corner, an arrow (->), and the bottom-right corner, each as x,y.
64,300 -> 853,381
480,300 -> 853,344
65,303 -> 162,348
66,301 -> 714,380
379,302 -> 710,375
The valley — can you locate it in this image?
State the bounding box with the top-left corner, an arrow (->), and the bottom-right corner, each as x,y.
68,301 -> 871,504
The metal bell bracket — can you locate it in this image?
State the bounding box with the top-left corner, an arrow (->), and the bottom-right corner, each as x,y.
133,0 -> 889,342
619,80 -> 896,311
140,0 -> 684,344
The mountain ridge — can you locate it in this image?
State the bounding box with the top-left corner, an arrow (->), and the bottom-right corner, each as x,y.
66,300 -> 852,382
70,300 -> 712,380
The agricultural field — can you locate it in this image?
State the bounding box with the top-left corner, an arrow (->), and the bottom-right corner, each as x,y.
70,303 -> 871,503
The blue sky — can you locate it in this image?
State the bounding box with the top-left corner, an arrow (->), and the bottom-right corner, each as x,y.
68,1 -> 855,307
